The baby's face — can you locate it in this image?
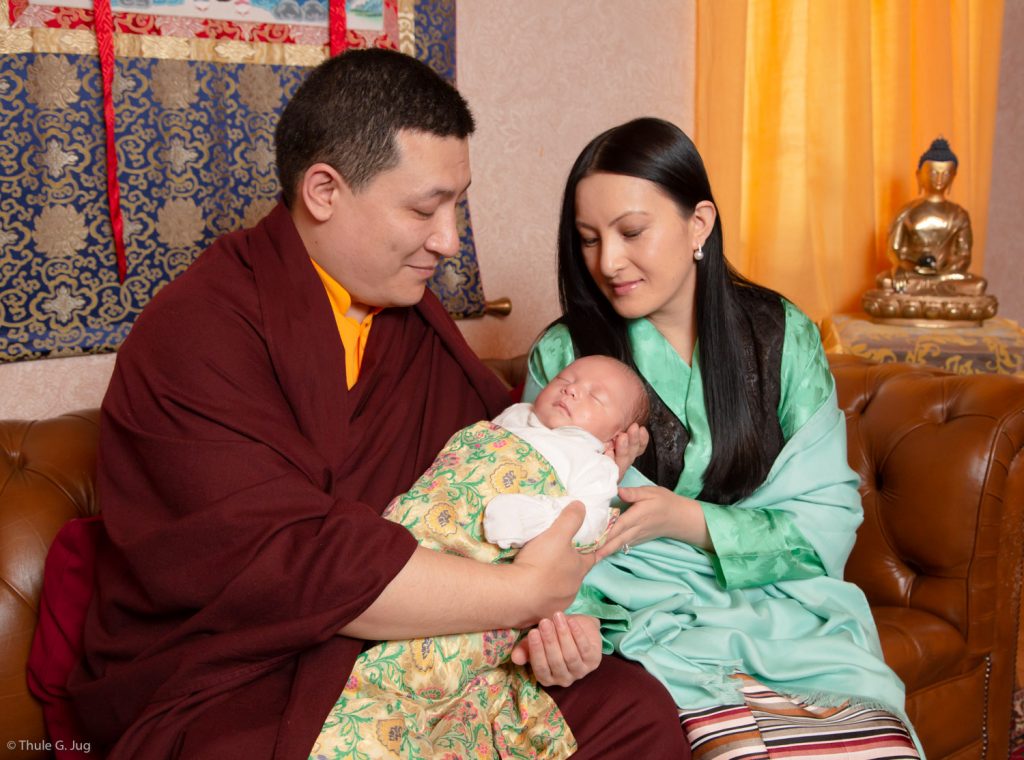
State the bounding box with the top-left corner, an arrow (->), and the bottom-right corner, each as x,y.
533,355 -> 641,443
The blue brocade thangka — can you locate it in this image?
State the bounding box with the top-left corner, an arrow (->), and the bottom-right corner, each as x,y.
0,0 -> 485,363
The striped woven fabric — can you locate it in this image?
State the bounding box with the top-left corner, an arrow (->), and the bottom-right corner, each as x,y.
678,677 -> 919,759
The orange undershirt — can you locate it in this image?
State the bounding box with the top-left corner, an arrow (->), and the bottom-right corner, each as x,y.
310,258 -> 381,389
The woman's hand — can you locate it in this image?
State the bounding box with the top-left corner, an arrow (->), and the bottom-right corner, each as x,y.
510,612 -> 602,687
596,485 -> 711,560
603,422 -> 650,481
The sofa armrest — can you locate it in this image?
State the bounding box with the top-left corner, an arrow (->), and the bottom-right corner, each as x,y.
0,409 -> 101,759
832,359 -> 1024,643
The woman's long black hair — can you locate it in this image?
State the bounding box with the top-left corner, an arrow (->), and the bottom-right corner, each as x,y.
556,117 -> 781,503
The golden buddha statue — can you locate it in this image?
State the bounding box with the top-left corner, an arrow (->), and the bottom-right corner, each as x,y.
863,138 -> 997,326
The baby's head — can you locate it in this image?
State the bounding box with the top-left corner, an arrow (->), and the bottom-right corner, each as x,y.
533,355 -> 649,443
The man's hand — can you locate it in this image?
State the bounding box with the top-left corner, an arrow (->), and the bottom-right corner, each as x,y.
511,501 -> 597,623
342,501 -> 596,640
511,613 -> 602,687
603,422 -> 649,481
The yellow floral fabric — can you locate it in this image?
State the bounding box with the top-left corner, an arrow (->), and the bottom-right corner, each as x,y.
311,421 -> 577,760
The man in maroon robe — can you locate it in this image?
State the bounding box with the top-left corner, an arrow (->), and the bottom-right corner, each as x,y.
69,49 -> 689,759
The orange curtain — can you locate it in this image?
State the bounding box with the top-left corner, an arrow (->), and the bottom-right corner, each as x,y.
696,0 -> 1004,323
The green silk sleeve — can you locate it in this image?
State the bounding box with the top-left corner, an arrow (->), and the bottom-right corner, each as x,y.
700,302 -> 834,589
701,502 -> 826,588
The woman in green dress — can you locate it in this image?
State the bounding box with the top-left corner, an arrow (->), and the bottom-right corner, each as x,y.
522,118 -> 923,758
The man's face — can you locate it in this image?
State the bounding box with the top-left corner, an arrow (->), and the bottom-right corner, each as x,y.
318,130 -> 471,318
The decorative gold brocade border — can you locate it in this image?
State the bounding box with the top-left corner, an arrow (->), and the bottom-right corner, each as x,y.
0,0 -> 421,65
0,26 -> 329,64
398,0 -> 414,55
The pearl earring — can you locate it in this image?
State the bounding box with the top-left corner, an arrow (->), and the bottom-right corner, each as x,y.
693,245 -> 704,261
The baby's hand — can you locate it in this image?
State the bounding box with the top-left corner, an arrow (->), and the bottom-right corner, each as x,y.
603,422 -> 649,481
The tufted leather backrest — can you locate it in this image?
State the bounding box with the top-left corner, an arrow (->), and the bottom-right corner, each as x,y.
0,410 -> 100,756
832,357 -> 1024,656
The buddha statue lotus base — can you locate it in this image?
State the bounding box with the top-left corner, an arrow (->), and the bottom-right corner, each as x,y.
862,289 -> 998,328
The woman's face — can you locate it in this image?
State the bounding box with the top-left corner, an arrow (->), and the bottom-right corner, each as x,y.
574,172 -> 702,324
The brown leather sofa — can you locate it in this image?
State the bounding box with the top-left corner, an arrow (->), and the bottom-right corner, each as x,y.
2,357 -> 1023,759
834,355 -> 1024,759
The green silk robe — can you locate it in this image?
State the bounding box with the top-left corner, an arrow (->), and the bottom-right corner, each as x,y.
524,301 -> 916,744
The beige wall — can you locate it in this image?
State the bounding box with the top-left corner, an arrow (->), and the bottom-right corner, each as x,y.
455,0 -> 695,359
0,353 -> 114,419
984,1 -> 1024,326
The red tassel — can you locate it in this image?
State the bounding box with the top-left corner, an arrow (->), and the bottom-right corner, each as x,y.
328,0 -> 348,57
93,0 -> 127,283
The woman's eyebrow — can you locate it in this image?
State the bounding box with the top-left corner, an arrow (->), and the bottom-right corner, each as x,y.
576,210 -> 650,228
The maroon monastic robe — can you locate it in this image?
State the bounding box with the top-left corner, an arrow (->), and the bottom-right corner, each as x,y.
68,204 -> 512,758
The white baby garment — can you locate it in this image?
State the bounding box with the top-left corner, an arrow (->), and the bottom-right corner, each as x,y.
483,403 -> 619,548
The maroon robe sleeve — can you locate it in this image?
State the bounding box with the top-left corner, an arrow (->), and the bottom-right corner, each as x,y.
69,205 -> 510,759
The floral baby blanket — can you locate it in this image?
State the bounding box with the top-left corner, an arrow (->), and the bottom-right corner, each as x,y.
311,421 -> 578,760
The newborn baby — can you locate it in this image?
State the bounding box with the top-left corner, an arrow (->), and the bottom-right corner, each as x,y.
485,354 -> 649,548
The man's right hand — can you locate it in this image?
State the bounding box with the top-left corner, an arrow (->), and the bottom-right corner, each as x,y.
340,500 -> 596,640
509,501 -> 596,624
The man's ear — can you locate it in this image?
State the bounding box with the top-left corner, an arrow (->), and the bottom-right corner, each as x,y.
299,162 -> 348,223
692,200 -> 717,248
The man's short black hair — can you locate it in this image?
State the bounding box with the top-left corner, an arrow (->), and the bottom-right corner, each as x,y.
275,48 -> 475,206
